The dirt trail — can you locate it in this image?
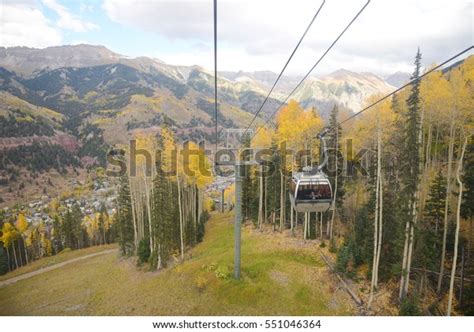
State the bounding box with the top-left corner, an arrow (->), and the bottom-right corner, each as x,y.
0,249 -> 117,288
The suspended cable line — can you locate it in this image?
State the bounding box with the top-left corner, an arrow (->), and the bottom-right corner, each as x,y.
250,0 -> 371,141
336,45 -> 474,127
242,0 -> 326,137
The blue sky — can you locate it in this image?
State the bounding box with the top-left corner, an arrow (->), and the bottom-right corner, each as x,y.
2,0 -> 473,75
39,0 -> 193,58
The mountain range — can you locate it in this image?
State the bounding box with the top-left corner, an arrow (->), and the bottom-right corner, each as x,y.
0,44 -> 402,114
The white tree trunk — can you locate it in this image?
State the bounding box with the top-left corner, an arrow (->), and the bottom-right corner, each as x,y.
129,179 -> 139,254
142,165 -> 153,256
375,175 -> 383,287
22,236 -> 29,265
399,204 -> 411,299
438,109 -> 456,293
193,184 -> 197,233
177,173 -> 184,261
264,175 -> 268,222
420,122 -> 433,212
369,135 -> 381,308
258,165 -> 264,230
12,242 -> 18,269
290,205 -> 294,236
330,127 -> 339,240
447,135 -> 468,315
320,212 -> 323,240
375,120 -> 383,289
403,200 -> 417,297
280,169 -> 286,232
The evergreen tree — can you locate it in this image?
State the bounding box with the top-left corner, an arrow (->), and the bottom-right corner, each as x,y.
71,204 -> 84,249
151,134 -> 177,269
266,141 -> 281,230
415,171 -> 447,275
378,169 -> 404,280
0,245 -> 8,275
62,210 -> 75,249
137,237 -> 150,264
403,48 -> 422,206
241,134 -> 254,221
377,93 -> 406,280
116,173 -> 135,256
425,170 -> 447,231
399,48 -> 422,300
51,214 -> 63,254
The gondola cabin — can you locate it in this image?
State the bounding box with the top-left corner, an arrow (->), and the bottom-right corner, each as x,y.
289,170 -> 333,213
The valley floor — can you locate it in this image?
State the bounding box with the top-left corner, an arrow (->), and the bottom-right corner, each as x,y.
0,212 -> 356,315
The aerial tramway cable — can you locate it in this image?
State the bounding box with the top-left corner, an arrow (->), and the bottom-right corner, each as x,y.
335,45 -> 474,128
243,0 -> 327,138
249,0 -> 371,141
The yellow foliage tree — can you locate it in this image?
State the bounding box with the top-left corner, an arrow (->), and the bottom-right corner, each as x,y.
251,126 -> 274,149
40,233 -> 53,257
346,96 -> 396,153
276,100 -> 323,170
181,141 -> 213,189
1,222 -> 20,268
15,213 -> 29,265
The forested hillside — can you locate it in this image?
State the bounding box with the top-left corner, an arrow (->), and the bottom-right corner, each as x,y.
208,52 -> 472,315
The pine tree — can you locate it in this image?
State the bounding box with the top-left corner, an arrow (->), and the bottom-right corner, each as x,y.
0,245 -> 8,275
116,172 -> 135,256
62,210 -> 75,249
399,48 -> 422,300
266,141 -> 281,230
414,172 -> 446,280
51,214 -> 63,254
71,204 -> 84,249
241,134 -> 254,221
378,167 -> 403,281
425,170 -> 447,231
150,134 -> 176,269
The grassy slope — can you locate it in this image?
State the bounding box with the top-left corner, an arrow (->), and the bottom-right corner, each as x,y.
0,213 -> 355,315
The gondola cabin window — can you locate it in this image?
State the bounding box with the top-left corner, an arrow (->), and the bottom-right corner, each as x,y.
297,183 -> 331,200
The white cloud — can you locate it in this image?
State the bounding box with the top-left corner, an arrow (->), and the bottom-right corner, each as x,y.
80,2 -> 94,14
102,0 -> 473,75
43,0 -> 99,32
0,3 -> 62,48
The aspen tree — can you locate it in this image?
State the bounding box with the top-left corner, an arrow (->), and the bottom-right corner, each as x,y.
447,134 -> 468,315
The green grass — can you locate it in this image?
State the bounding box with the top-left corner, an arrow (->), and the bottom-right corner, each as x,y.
0,244 -> 117,282
0,213 -> 355,315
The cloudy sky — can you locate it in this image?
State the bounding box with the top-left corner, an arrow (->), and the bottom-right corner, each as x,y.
1,0 -> 472,76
